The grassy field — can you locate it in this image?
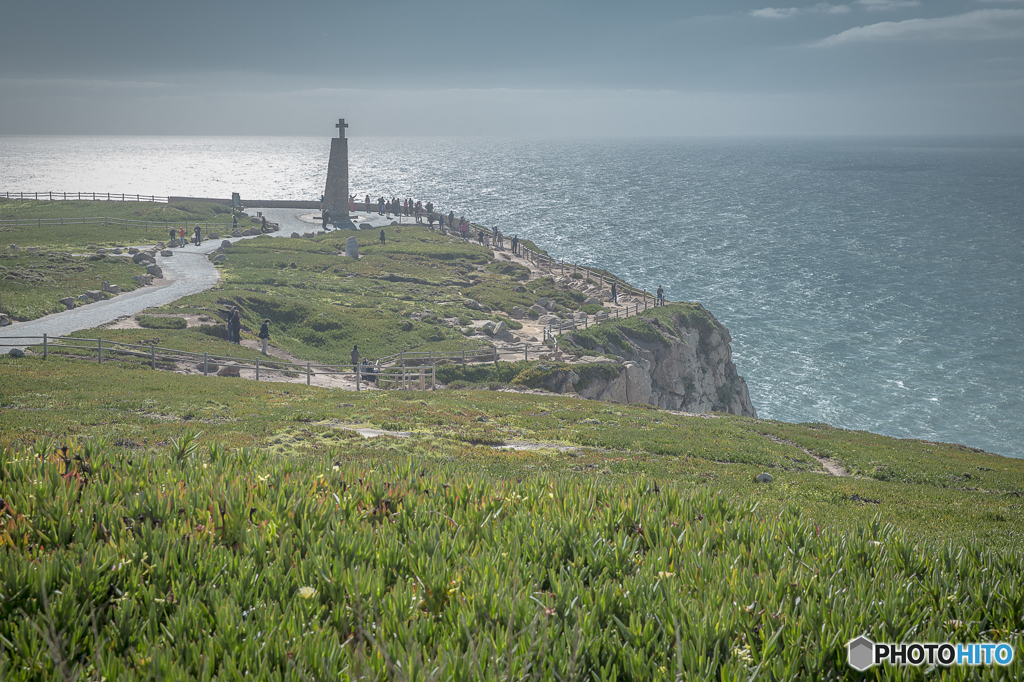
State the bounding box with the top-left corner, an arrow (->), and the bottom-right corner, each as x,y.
1,358 -> 1023,680
0,198 -> 239,249
0,250 -> 144,320
64,221 -> 561,363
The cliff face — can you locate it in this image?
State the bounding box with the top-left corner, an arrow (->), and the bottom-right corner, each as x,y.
557,306 -> 757,418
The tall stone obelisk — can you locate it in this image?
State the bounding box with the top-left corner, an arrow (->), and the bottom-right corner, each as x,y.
323,118 -> 349,224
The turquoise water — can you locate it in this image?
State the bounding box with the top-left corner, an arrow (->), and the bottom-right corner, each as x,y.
2,135 -> 1022,457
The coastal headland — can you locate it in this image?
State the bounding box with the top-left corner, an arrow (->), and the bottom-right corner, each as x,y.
1,197 -> 1023,680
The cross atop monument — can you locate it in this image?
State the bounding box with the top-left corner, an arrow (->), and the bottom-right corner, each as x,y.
335,118 -> 348,138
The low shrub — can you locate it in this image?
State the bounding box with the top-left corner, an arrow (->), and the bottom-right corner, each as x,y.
137,315 -> 187,330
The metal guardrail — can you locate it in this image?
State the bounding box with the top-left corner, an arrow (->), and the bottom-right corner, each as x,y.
2,191 -> 168,203
0,334 -> 436,391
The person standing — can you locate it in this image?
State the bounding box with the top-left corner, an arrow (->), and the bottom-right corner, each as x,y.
611,282 -> 618,305
258,318 -> 271,355
261,216 -> 267,233
179,226 -> 186,247
365,194 -> 371,213
350,345 -> 360,376
656,285 -> 664,307
194,224 -> 202,246
380,229 -> 386,245
228,307 -> 242,344
511,235 -> 519,255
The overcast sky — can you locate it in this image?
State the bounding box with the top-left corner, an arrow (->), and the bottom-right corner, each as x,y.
1,0 -> 1022,136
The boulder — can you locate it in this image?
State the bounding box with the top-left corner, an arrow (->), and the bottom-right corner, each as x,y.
128,247 -> 140,254
77,294 -> 92,303
154,242 -> 164,250
492,321 -> 507,335
251,216 -> 262,223
208,233 -> 219,240
196,361 -> 219,373
510,306 -> 526,319
290,232 -> 301,238
546,300 -> 558,311
216,365 -> 241,377
390,221 -> 399,226
8,348 -> 25,358
132,274 -> 154,286
755,473 -> 773,484
85,290 -> 105,301
8,244 -> 18,250
146,264 -> 164,278
232,230 -> 243,238
60,297 -> 76,309
345,236 -> 359,259
584,297 -> 601,305
529,305 -> 546,315
102,281 -> 121,294
160,249 -> 173,257
359,223 -> 372,230
538,314 -> 562,326
110,248 -> 123,255
213,254 -> 227,263
536,297 -> 550,307
131,252 -> 151,264
0,313 -> 10,326
464,299 -> 482,311
221,240 -> 232,248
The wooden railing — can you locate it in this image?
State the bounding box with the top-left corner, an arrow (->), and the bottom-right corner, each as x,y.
0,335 -> 436,391
2,191 -> 168,202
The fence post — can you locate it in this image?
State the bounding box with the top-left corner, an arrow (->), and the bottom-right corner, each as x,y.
97,338 -> 102,364
256,358 -> 260,381
43,333 -> 47,359
419,368 -> 425,391
151,343 -> 155,369
432,364 -> 436,390
307,362 -> 311,385
461,350 -> 466,366
355,365 -> 360,391
203,352 -> 208,375
525,344 -> 528,361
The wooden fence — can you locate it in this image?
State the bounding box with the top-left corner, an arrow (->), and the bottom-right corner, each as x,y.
0,335 -> 437,391
2,191 -> 168,203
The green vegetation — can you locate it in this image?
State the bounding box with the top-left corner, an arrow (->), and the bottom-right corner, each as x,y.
0,198 -> 238,249
2,200 -> 1023,679
59,219 -> 568,363
1,358 -> 1023,680
0,250 -> 142,320
562,304 -> 718,356
136,315 -> 187,330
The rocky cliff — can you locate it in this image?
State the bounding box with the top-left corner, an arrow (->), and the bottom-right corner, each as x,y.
545,304 -> 757,418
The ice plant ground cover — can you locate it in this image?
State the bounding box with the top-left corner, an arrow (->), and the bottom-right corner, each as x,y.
1,360 -> 1023,680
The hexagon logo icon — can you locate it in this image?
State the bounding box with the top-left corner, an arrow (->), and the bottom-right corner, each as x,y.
848,636 -> 875,671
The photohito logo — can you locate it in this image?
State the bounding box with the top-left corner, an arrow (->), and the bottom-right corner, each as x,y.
847,636 -> 1015,671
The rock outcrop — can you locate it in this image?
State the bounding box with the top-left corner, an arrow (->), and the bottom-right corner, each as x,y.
557,305 -> 757,418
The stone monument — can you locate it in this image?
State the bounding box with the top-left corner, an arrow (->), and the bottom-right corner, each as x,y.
323,118 -> 350,225
345,236 -> 359,259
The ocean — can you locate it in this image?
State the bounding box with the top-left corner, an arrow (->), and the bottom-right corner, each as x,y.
2,135 -> 1022,458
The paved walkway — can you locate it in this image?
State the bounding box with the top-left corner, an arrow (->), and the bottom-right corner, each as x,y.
3,236 -> 235,348
0,210 -> 412,350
